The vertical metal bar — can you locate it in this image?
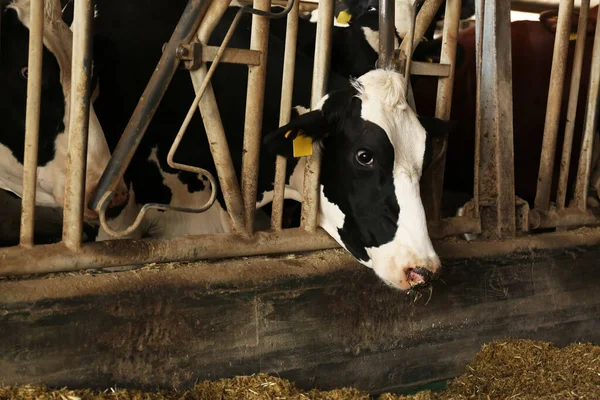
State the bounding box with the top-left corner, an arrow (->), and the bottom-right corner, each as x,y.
301,0 -> 334,231
473,0 -> 484,218
557,0 -> 590,210
399,0 -> 445,56
573,11 -> 600,210
478,0 -> 516,238
421,0 -> 462,222
378,0 -> 395,69
62,0 -> 94,250
241,0 -> 272,234
271,0 -> 300,230
19,0 -> 45,247
534,0 -> 574,212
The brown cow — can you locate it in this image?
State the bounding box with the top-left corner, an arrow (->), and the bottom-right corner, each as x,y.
413,9 -> 599,211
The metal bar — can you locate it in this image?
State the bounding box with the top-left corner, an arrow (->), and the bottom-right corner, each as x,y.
19,0 -> 45,247
473,0 -> 484,219
427,215 -> 481,239
410,61 -> 451,77
534,0 -> 574,212
399,0 -> 445,57
62,0 -> 94,250
0,228 -> 338,276
238,0 -> 318,12
272,0 -> 300,230
301,0 -> 334,231
529,207 -> 600,229
378,0 -> 395,69
201,46 -> 261,65
89,0 -> 211,212
557,0 -> 590,210
478,0 -> 516,238
241,0 -> 272,235
421,0 -> 462,223
573,12 -> 600,210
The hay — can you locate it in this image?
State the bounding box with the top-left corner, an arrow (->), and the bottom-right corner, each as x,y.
1,339 -> 599,400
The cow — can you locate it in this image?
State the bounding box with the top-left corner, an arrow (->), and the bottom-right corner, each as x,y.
83,2 -> 453,290
412,8 -> 600,224
0,0 -> 128,228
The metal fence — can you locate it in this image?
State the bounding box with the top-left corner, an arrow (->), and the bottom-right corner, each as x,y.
1,0 -> 599,276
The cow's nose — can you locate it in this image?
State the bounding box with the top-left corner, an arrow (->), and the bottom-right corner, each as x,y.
402,261 -> 441,288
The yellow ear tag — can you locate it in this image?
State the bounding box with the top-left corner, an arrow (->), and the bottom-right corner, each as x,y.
337,9 -> 352,24
569,32 -> 578,41
292,131 -> 313,158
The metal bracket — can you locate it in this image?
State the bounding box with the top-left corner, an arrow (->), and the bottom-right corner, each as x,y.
176,42 -> 203,70
174,42 -> 263,70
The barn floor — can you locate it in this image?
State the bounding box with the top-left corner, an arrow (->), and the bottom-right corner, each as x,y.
1,339 -> 598,399
2,229 -> 600,395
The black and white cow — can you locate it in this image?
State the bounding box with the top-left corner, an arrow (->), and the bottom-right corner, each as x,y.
0,0 -> 128,225
83,2 -> 453,289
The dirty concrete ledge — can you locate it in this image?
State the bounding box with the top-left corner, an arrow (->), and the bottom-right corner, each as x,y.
1,235 -> 600,395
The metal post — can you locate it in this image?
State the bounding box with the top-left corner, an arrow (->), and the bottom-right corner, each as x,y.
557,0 -> 589,210
378,0 -> 395,69
272,0 -> 300,230
301,0 -> 334,231
477,0 -> 516,238
62,0 -> 94,250
534,0 -> 574,212
19,0 -> 45,247
399,0 -> 445,57
473,0 -> 484,219
241,0 -> 272,235
573,10 -> 600,210
420,0 -> 462,222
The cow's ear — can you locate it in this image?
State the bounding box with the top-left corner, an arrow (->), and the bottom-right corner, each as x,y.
419,116 -> 457,171
263,109 -> 328,159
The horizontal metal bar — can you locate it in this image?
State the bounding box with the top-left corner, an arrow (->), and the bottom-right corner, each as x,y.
0,228 -> 339,276
510,0 -> 588,13
202,45 -> 261,65
529,207 -> 600,230
410,61 -> 451,77
238,0 -> 318,12
428,215 -> 481,239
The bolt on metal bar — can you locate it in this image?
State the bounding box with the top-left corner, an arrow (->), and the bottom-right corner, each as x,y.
241,0 -> 272,235
573,9 -> 600,210
421,0 -> 462,223
378,0 -> 395,70
89,0 -> 211,213
477,0 -> 516,238
272,0 -> 300,231
0,228 -> 338,276
534,0 -> 574,212
557,0 -> 590,210
301,0 -> 334,231
19,0 -> 45,248
62,0 -> 94,250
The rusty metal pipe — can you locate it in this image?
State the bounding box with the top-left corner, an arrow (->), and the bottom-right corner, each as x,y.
19,0 -> 45,247
557,0 -> 590,210
421,0 -> 462,223
378,0 -> 395,70
534,0 -> 574,212
272,0 -> 300,230
301,0 -> 334,231
573,11 -> 600,210
89,0 -> 212,212
0,228 -> 338,276
62,0 -> 94,250
399,0 -> 445,57
427,215 -> 481,239
529,207 -> 600,230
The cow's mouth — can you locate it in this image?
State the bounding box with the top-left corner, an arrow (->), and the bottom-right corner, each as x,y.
407,266 -> 433,287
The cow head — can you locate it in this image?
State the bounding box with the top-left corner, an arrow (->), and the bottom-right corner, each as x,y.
265,69 -> 453,290
0,0 -> 127,221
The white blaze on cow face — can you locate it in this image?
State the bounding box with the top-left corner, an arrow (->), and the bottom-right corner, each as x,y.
264,69 -> 449,290
0,0 -> 126,219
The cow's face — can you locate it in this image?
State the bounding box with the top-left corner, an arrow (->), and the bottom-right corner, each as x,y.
0,0 -> 127,220
265,69 -> 452,290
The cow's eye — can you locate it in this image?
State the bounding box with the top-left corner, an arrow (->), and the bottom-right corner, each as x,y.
20,67 -> 28,80
356,149 -> 374,166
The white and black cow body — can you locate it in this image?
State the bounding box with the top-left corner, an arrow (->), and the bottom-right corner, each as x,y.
85,3 -> 451,289
0,0 -> 127,231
